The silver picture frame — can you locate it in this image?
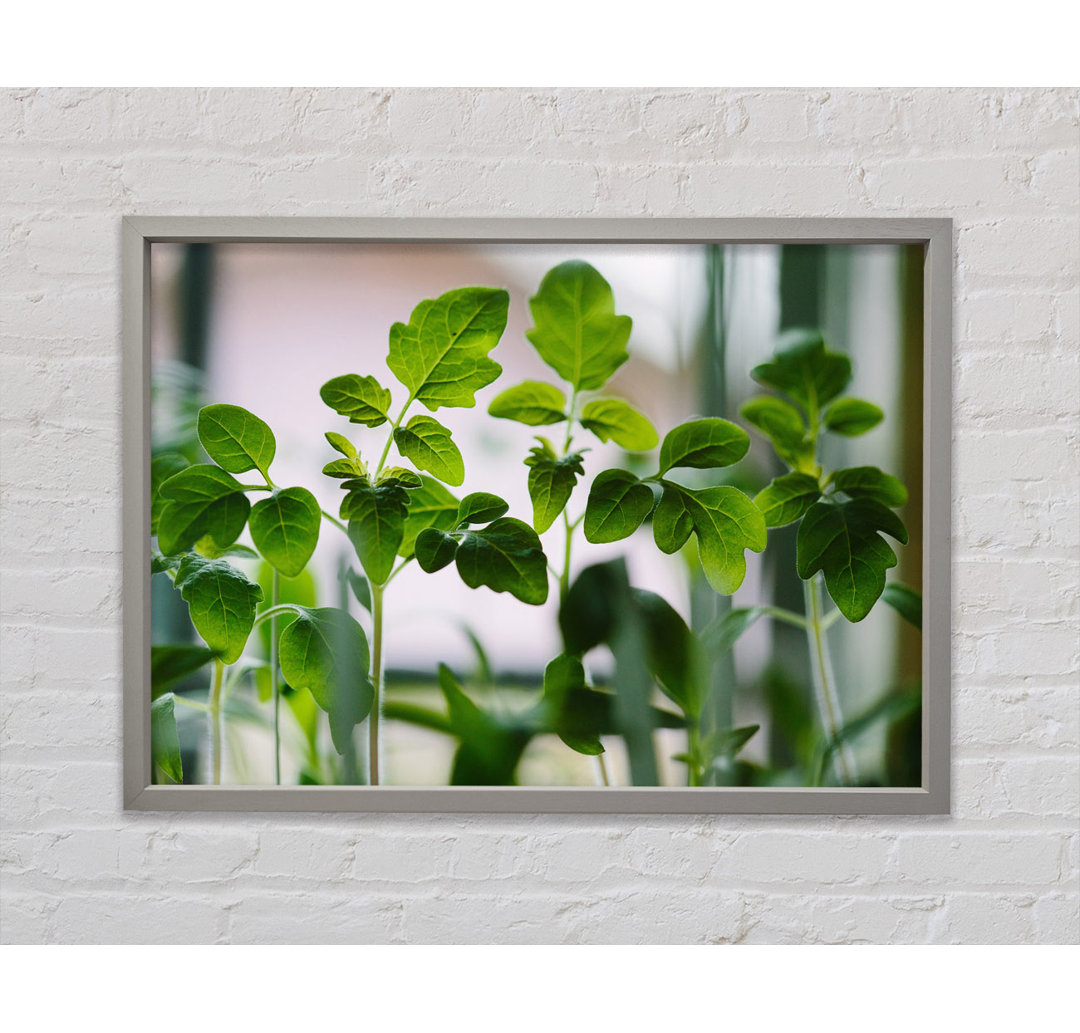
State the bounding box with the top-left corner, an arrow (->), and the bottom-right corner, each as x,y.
123,216 -> 952,814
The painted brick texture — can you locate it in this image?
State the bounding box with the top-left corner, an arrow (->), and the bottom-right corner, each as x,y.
1,87 -> 1077,944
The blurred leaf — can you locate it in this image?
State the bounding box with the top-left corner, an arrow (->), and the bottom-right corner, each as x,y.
526,440 -> 586,533
580,398 -> 658,451
174,554 -> 263,664
823,397 -> 884,436
754,472 -> 822,527
886,695 -> 922,787
542,653 -> 602,755
346,569 -> 372,614
631,588 -> 700,719
559,560 -> 619,654
249,487 -> 321,577
658,418 -> 750,474
150,452 -> 189,535
460,624 -> 495,688
150,644 -> 214,698
700,607 -> 768,659
256,562 -> 316,656
393,414 -> 465,486
157,464 -> 250,555
583,469 -> 653,543
387,287 -> 508,410
320,374 -> 392,427
740,396 -> 810,467
831,466 -> 909,507
816,688 -> 922,783
526,261 -> 631,391
797,498 -> 908,622
488,380 -> 567,426
278,607 -> 374,755
399,476 -> 459,558
751,329 -> 852,412
197,404 -> 276,479
151,694 -> 183,784
883,582 -> 922,630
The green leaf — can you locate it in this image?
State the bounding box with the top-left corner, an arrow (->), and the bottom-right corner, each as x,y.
882,582 -> 922,630
559,561 -> 620,655
580,398 -> 658,451
151,644 -> 214,697
419,518 -> 549,605
346,569 -> 372,613
831,466 -> 909,507
796,498 -> 909,622
377,467 -> 423,488
324,431 -> 357,458
700,725 -> 759,764
541,654 -> 603,755
663,483 -> 767,595
322,457 -> 367,479
256,562 -> 316,657
754,472 -> 822,527
525,440 -> 586,533
278,607 -> 374,755
487,380 -> 567,426
150,452 -> 189,535
824,397 -> 884,436
457,492 -> 509,526
319,374 -> 392,427
398,476 -> 460,558
157,464 -> 250,556
151,694 -> 183,784
174,554 -> 263,664
583,469 -> 654,543
197,404 -> 276,478
249,487 -> 321,577
525,261 -> 632,391
751,329 -> 852,412
393,414 -> 465,486
631,589 -> 700,718
652,483 -> 694,554
658,418 -> 750,474
341,479 -> 410,585
739,396 -> 812,467
700,607 -> 769,659
387,286 -> 508,410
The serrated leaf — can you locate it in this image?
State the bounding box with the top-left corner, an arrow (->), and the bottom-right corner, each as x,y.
580,398 -> 658,451
652,483 -> 694,554
658,418 -> 750,474
583,469 -> 654,543
157,464 -> 250,555
151,694 -> 183,783
824,397 -> 884,436
319,374 -> 392,427
751,329 -> 852,412
796,498 -> 909,622
197,404 -> 276,478
488,380 -> 567,426
740,395 -> 812,467
174,554 -> 263,664
526,261 -> 632,391
150,452 -> 189,535
249,487 -> 321,577
151,644 -> 214,697
398,476 -> 460,559
457,492 -> 509,526
324,431 -> 357,458
278,607 -> 374,754
387,286 -> 508,410
414,528 -> 459,573
663,483 -> 767,595
831,466 -> 909,507
341,478 -> 410,585
377,467 -> 423,488
754,472 -> 822,527
393,414 -> 464,485
433,518 -> 549,605
699,607 -> 769,658
882,582 -> 922,630
525,442 -> 586,533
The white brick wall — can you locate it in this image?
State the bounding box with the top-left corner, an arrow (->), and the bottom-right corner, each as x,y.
1,87 -> 1077,944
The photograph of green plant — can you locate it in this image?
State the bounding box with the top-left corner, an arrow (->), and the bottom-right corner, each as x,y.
148,240 -> 923,789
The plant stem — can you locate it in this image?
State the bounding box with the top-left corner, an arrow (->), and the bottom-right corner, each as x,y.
320,509 -> 348,535
803,574 -> 856,785
595,751 -> 611,787
369,583 -> 385,786
208,658 -> 224,785
375,395 -> 415,475
271,569 -> 281,785
559,508 -> 573,603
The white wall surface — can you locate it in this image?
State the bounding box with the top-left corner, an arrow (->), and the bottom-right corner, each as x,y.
1,87 -> 1077,944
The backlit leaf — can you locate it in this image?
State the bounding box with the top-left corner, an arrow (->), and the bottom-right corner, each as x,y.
319,374 -> 392,427
525,440 -> 586,533
377,467 -> 423,488
174,554 -> 263,664
831,466 -> 908,507
652,483 -> 694,554
824,397 -> 883,436
796,498 -> 909,622
151,694 -> 183,784
249,487 -> 321,577
699,607 -> 769,658
197,404 -> 276,478
631,588 -> 700,718
882,582 -> 922,630
525,261 -> 631,391
487,380 -> 567,426
322,457 -> 367,479
751,329 -> 852,412
398,476 -> 459,559
754,472 -> 822,527
740,395 -> 812,468
393,414 -> 465,486
387,286 -> 508,410
583,468 -> 654,543
414,528 -> 458,572
341,478 -> 410,585
324,431 -> 357,458
580,398 -> 658,451
457,492 -> 509,526
157,464 -> 250,555
658,418 -> 750,474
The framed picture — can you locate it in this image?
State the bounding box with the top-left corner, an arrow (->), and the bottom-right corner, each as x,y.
123,217 -> 951,813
